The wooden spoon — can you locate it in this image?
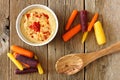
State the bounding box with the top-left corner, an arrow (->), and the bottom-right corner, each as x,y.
55,42 -> 120,75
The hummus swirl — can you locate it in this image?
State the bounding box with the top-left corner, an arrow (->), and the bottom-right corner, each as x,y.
20,8 -> 56,43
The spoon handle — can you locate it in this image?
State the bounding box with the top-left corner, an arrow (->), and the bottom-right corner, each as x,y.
85,41 -> 120,66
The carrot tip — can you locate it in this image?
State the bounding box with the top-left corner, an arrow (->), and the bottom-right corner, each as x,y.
87,13 -> 99,32
65,10 -> 78,31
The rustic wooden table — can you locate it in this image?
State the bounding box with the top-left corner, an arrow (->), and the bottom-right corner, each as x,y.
0,0 -> 120,80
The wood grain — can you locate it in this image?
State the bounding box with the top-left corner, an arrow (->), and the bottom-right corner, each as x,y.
48,0 -> 84,80
10,0 -> 47,80
0,0 -> 9,80
0,0 -> 120,80
64,0 -> 84,80
48,0 -> 67,80
85,0 -> 120,80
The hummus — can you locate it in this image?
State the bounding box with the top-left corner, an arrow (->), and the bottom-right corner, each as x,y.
20,8 -> 56,43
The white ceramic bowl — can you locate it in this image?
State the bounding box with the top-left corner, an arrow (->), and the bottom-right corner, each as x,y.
16,4 -> 58,46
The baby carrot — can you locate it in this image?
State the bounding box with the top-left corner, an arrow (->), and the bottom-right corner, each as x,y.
15,68 -> 38,74
65,10 -> 78,30
16,54 -> 38,68
80,10 -> 88,32
63,24 -> 81,42
11,45 -> 34,58
87,13 -> 99,32
81,31 -> 88,44
13,52 -> 30,68
81,22 -> 90,43
34,55 -> 44,74
94,21 -> 106,45
7,53 -> 23,70
22,63 -> 30,68
13,52 -> 18,57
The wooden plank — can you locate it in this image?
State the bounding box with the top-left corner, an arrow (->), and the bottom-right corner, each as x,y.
64,1 -> 84,80
48,0 -> 66,80
48,0 -> 84,80
0,0 -> 9,80
10,0 -> 47,80
85,0 -> 120,80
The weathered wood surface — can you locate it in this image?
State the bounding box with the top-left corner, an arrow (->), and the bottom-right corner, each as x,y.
10,0 -> 47,80
48,0 -> 84,80
85,0 -> 120,80
0,0 -> 9,80
0,0 -> 120,80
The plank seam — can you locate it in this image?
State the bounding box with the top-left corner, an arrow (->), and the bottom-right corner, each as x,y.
47,1 -> 48,80
84,1 -> 86,80
7,0 -> 10,80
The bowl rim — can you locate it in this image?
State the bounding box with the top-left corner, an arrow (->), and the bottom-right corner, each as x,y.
16,4 -> 58,46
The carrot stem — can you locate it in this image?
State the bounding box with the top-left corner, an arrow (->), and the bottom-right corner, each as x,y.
65,10 -> 78,30
11,45 -> 34,58
63,24 -> 81,42
87,13 -> 99,32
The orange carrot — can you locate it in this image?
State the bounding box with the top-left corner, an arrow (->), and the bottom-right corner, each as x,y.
63,24 -> 81,42
11,45 -> 34,58
21,62 -> 30,68
87,13 -> 99,32
65,10 -> 78,30
13,52 -> 18,57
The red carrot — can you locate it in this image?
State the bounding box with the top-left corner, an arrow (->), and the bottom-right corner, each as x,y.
65,10 -> 78,30
11,45 -> 34,58
62,24 -> 81,42
87,13 -> 99,32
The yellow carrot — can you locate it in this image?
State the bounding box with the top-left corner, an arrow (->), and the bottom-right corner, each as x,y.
7,53 -> 23,70
94,21 -> 106,45
81,23 -> 90,44
81,31 -> 88,44
34,55 -> 44,74
37,64 -> 44,74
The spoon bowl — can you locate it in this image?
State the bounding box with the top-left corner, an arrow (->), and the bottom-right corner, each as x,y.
56,54 -> 84,75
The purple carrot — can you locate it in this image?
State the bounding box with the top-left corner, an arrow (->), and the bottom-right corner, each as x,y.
16,54 -> 38,67
80,10 -> 88,32
15,68 -> 38,74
